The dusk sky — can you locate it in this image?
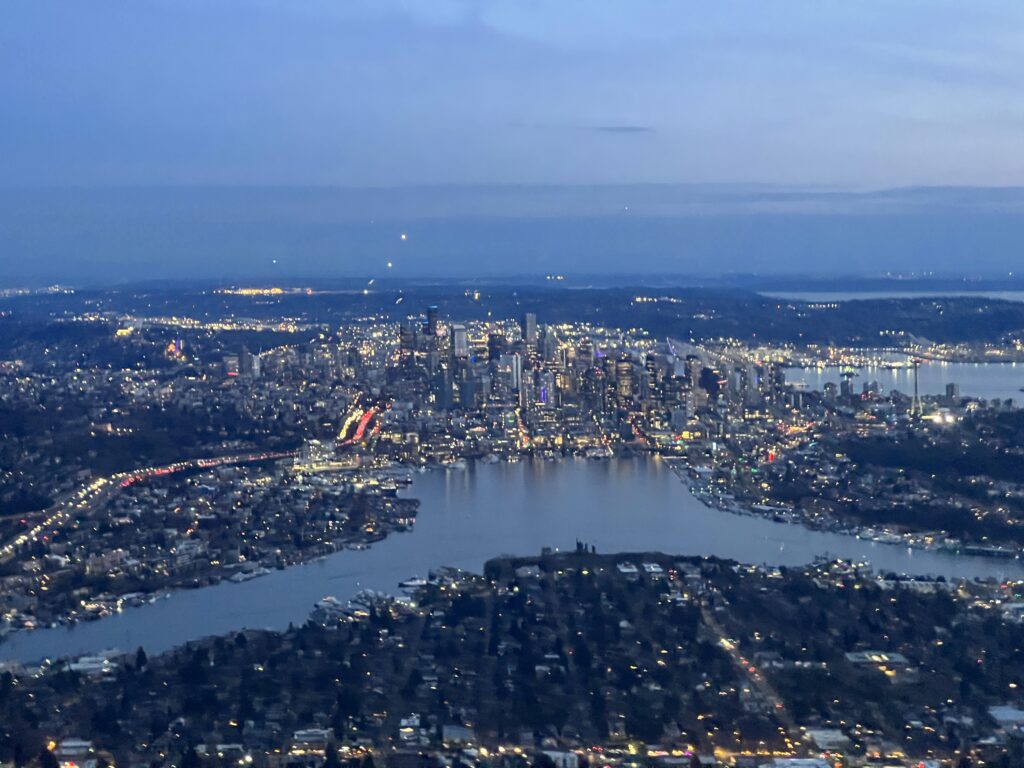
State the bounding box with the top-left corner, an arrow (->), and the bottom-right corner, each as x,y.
5,0 -> 1024,188
3,1 -> 1024,280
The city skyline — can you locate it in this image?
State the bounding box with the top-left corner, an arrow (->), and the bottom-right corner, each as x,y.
6,4 -> 1024,766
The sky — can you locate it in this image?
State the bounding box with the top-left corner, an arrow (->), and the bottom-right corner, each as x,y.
5,0 -> 1024,188
3,1 -> 1024,280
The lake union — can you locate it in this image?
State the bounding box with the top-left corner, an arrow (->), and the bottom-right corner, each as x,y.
5,456 -> 1023,663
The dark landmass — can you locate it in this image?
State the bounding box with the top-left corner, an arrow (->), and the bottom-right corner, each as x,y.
2,552 -> 1022,767
5,284 -> 1024,346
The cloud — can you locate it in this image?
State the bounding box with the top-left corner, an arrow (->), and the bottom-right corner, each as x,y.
588,125 -> 655,134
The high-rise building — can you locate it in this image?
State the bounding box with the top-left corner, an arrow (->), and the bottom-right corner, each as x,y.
425,305 -> 439,338
521,312 -> 538,348
487,332 -> 507,362
451,324 -> 469,358
240,349 -> 261,378
541,325 -> 559,362
577,339 -> 594,369
497,352 -> 522,391
840,370 -> 855,399
432,366 -> 453,410
223,354 -> 240,377
457,370 -> 479,409
399,321 -> 418,357
616,358 -> 633,401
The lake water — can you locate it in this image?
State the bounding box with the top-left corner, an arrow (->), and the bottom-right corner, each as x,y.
5,457 -> 1023,664
786,361 -> 1024,402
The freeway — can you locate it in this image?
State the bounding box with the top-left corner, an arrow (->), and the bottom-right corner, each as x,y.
0,449 -> 298,564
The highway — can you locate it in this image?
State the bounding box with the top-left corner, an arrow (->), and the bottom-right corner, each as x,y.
0,449 -> 298,565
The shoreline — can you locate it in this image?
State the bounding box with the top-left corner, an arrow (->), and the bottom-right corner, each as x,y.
663,457 -> 1022,564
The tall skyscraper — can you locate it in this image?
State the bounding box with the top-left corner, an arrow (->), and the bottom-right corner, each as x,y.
616,357 -> 633,401
487,332 -> 507,362
240,349 -> 261,378
497,352 -> 522,391
425,305 -> 439,338
521,312 -> 538,348
399,321 -> 418,358
451,324 -> 469,358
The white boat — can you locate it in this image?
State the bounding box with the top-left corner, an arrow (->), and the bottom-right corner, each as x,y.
399,576 -> 429,590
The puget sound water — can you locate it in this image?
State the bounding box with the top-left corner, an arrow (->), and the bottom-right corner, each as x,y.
5,456 -> 1023,664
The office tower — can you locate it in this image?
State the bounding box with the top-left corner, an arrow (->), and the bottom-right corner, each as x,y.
432,366 -> 453,410
425,305 -> 439,337
520,369 -> 536,410
497,352 -> 522,391
457,368 -> 478,409
399,321 -> 418,359
450,324 -> 469,358
541,325 -> 559,362
521,312 -> 538,347
579,367 -> 607,414
616,357 -> 633,401
240,349 -> 261,379
577,339 -> 594,369
840,370 -> 855,399
487,332 -> 507,362
946,382 -> 960,401
770,364 -> 786,396
538,370 -> 557,407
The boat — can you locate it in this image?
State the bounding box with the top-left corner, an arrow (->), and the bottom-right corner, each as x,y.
399,576 -> 429,590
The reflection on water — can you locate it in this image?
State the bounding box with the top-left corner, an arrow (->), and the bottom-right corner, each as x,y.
4,457 -> 1022,663
787,361 -> 1024,402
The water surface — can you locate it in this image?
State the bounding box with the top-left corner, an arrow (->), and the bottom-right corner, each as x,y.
763,291 -> 1024,303
786,361 -> 1024,402
5,457 -> 1022,663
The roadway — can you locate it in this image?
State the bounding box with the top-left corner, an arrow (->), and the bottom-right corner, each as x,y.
0,449 -> 297,564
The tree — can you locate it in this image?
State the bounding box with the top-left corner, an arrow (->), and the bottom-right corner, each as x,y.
39,750 -> 60,768
136,646 -> 148,671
